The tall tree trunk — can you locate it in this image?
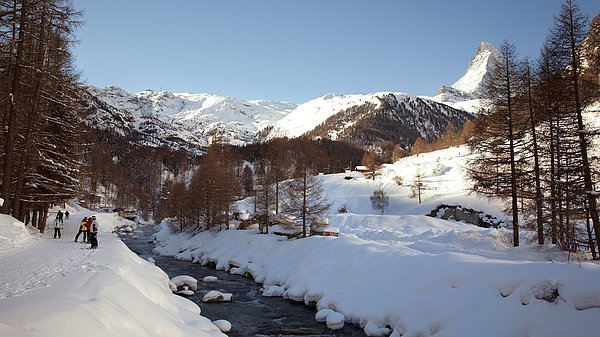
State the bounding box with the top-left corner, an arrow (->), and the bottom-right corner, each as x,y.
569,21 -> 600,257
525,61 -> 544,244
1,1 -> 26,214
549,114 -> 558,244
13,15 -> 48,219
505,53 -> 519,247
302,168 -> 307,238
39,207 -> 47,233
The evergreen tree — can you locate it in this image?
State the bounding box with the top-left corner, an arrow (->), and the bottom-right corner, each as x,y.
468,40 -> 526,247
548,0 -> 600,250
0,0 -> 82,225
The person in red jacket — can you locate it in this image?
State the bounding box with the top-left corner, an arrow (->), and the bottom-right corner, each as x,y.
86,216 -> 93,243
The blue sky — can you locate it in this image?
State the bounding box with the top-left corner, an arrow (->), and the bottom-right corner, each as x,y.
72,0 -> 600,103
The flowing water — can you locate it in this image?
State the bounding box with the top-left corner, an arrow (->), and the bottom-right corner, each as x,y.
120,225 -> 367,337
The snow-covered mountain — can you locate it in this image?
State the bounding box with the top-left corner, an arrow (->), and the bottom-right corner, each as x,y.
451,42 -> 501,96
83,86 -> 297,152
430,41 -> 500,113
265,93 -> 384,139
83,42 -> 502,152
263,92 -> 472,149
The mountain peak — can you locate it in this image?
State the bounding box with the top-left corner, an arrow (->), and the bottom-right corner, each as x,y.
451,41 -> 501,96
476,41 -> 496,54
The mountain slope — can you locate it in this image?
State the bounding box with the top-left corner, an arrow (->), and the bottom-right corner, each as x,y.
265,92 -> 472,149
83,86 -> 297,151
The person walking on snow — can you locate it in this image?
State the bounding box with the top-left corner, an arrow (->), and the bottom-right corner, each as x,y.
89,216 -> 98,249
65,210 -> 70,219
75,217 -> 88,242
53,215 -> 62,239
56,210 -> 64,223
86,216 -> 93,243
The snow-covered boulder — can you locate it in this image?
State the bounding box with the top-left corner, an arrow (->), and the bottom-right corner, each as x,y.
262,285 -> 285,297
212,320 -> 232,333
202,290 -> 233,303
326,311 -> 345,330
171,275 -> 198,291
203,276 -> 218,283
364,320 -> 390,336
315,308 -> 335,323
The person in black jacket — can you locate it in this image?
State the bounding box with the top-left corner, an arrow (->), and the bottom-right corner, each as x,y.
89,216 -> 98,249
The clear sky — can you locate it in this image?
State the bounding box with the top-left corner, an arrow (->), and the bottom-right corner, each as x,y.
72,0 -> 600,103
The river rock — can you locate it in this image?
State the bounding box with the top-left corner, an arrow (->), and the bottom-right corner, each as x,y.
203,276 -> 218,283
203,290 -> 233,303
171,275 -> 198,291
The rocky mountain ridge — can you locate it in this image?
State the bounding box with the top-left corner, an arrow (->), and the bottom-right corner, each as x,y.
82,86 -> 296,152
82,42 -> 500,152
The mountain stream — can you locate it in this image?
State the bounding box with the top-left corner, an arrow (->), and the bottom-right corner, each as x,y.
120,225 -> 367,337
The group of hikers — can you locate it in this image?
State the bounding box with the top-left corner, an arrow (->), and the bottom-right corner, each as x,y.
52,210 -> 99,249
75,215 -> 99,249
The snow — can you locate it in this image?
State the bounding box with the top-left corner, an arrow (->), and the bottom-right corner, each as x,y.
0,210 -> 225,337
451,42 -> 500,96
86,85 -> 296,148
325,311 -> 345,330
212,319 -> 232,333
262,285 -> 285,297
3,143 -> 600,336
171,275 -> 198,290
150,145 -> 600,337
427,42 -> 499,114
267,92 -> 391,139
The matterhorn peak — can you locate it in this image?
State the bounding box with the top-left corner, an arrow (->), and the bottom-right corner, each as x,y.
450,41 -> 501,97
476,41 -> 497,54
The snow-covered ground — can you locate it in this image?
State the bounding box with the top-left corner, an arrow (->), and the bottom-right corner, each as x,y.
0,208 -> 225,337
153,146 -> 600,337
2,146 -> 600,337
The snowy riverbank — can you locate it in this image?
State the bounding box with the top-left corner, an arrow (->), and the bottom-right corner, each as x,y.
0,210 -> 225,337
153,222 -> 600,337
151,145 -> 600,337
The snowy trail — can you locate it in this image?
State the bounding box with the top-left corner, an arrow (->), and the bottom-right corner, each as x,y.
0,211 -> 227,337
0,216 -> 95,299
